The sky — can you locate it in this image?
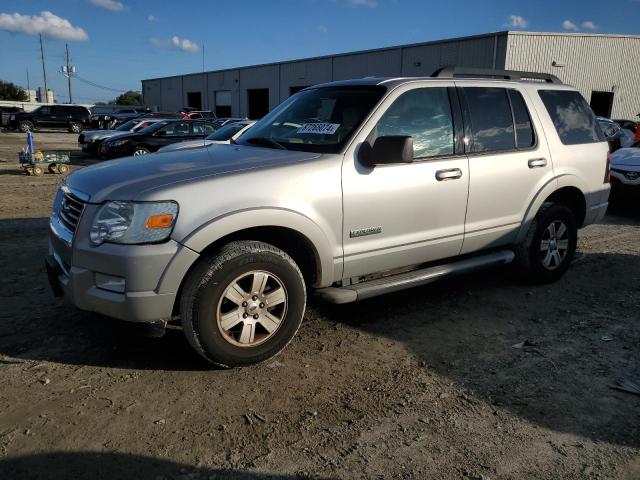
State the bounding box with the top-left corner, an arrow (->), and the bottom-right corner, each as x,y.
0,0 -> 638,104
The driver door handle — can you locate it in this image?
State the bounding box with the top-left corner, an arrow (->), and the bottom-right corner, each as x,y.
435,168 -> 463,181
528,158 -> 547,168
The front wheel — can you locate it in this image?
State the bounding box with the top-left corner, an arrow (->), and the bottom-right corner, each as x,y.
180,241 -> 306,367
132,147 -> 150,156
515,203 -> 577,283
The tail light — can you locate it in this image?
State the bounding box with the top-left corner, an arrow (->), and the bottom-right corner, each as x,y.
604,152 -> 611,183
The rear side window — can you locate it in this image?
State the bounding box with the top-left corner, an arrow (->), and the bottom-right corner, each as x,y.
464,88 -> 515,153
508,90 -> 535,149
539,90 -> 605,145
374,87 -> 454,159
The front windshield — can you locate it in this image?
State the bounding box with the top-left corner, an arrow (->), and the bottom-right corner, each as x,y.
137,121 -> 170,134
237,86 -> 386,153
116,120 -> 137,131
206,123 -> 248,141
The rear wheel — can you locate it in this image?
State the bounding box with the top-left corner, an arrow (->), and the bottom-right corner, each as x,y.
515,203 -> 577,283
58,164 -> 69,174
32,166 -> 43,176
48,163 -> 58,174
132,147 -> 150,156
180,240 -> 306,368
68,122 -> 82,133
19,121 -> 34,133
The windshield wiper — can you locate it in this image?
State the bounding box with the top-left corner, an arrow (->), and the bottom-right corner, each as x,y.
244,137 -> 287,150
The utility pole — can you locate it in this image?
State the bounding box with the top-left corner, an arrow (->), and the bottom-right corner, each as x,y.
26,69 -> 30,97
65,43 -> 73,104
39,34 -> 48,103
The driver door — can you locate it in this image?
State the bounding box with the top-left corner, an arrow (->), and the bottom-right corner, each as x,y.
341,85 -> 469,279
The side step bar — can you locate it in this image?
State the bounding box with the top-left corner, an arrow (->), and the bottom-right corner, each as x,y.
316,250 -> 515,304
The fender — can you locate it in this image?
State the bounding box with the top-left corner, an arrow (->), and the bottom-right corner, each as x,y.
158,207 -> 338,294
515,174 -> 588,244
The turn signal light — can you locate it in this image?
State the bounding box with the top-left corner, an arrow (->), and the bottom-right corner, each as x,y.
146,214 -> 174,229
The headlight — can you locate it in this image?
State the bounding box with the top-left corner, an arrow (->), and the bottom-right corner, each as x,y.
110,138 -> 129,147
90,201 -> 178,245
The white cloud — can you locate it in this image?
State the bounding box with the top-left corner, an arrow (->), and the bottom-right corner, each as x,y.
147,15 -> 156,22
0,11 -> 88,41
506,15 -> 528,29
151,35 -> 199,53
317,24 -> 328,33
88,0 -> 125,12
581,20 -> 597,30
562,20 -> 579,31
349,0 -> 377,7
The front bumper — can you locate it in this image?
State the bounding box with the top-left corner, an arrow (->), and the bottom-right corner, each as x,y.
45,251 -> 176,323
98,143 -> 130,159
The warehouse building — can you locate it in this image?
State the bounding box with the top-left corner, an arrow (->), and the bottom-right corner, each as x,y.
142,31 -> 640,120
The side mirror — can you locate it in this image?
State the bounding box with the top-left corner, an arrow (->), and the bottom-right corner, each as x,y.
602,125 -> 619,140
360,136 -> 413,167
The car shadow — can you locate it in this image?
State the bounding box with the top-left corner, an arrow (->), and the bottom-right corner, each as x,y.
312,250 -> 640,448
0,452 -> 318,480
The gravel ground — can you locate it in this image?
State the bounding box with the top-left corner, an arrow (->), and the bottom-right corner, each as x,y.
0,130 -> 639,480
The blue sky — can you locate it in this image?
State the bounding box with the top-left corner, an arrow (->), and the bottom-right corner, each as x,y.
0,0 -> 638,103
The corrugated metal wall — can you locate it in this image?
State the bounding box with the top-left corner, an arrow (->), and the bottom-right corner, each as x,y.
141,33 -> 506,117
505,32 -> 640,119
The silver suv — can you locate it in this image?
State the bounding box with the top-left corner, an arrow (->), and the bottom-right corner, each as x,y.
47,68 -> 610,367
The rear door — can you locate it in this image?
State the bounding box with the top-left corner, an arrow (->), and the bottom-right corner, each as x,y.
33,106 -> 53,128
457,84 -> 554,254
50,106 -> 70,128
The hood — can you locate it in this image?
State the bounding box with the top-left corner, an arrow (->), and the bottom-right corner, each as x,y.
158,139 -> 213,153
65,144 -> 322,203
611,148 -> 640,167
84,130 -> 127,140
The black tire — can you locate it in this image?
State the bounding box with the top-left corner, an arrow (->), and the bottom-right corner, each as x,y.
19,121 -> 34,133
132,146 -> 150,156
68,122 -> 82,133
180,240 -> 306,368
515,203 -> 577,283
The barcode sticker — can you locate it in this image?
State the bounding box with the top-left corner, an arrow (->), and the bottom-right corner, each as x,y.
296,123 -> 341,135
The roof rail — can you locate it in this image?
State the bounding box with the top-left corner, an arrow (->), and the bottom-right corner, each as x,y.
431,66 -> 562,84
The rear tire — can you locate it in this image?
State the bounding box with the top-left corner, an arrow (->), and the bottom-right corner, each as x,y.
515,203 -> 577,283
19,121 -> 34,133
180,241 -> 306,368
69,122 -> 82,133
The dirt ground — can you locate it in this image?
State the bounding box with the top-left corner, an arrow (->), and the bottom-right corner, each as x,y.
0,129 -> 638,480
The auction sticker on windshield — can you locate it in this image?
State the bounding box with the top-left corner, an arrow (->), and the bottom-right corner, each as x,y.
296,123 -> 340,135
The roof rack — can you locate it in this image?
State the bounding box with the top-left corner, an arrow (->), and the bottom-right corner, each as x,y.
431,66 -> 562,84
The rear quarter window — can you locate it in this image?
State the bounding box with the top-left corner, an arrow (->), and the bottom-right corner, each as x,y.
539,90 -> 605,145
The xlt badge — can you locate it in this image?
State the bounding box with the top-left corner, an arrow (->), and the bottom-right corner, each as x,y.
350,226 -> 382,238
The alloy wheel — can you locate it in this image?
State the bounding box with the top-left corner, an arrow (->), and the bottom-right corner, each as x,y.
540,220 -> 569,270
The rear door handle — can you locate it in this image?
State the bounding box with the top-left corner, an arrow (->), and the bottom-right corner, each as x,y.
435,168 -> 463,181
528,158 -> 547,168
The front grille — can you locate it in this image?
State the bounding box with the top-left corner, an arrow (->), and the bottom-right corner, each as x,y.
58,191 -> 86,233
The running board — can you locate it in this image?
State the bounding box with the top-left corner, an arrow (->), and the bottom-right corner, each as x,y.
316,250 -> 515,304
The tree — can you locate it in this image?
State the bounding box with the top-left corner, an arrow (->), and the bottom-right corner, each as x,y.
112,91 -> 144,106
0,80 -> 28,101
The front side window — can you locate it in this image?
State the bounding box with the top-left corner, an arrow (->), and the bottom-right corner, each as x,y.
372,87 -> 454,159
539,90 -> 605,145
238,86 -> 386,153
193,122 -> 215,134
37,106 -> 51,115
464,87 -> 515,153
158,122 -> 191,136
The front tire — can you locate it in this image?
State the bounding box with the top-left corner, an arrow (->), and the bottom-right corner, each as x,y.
180,241 -> 306,367
19,121 -> 34,133
132,147 -> 150,156
515,203 -> 577,283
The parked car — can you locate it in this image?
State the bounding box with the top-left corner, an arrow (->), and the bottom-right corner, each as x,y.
9,105 -> 91,133
141,111 -> 190,120
610,146 -> 640,196
78,118 -> 167,155
185,110 -> 217,120
47,68 -> 610,367
613,119 -> 637,134
157,120 -> 255,153
597,116 -> 625,152
98,119 -> 217,159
